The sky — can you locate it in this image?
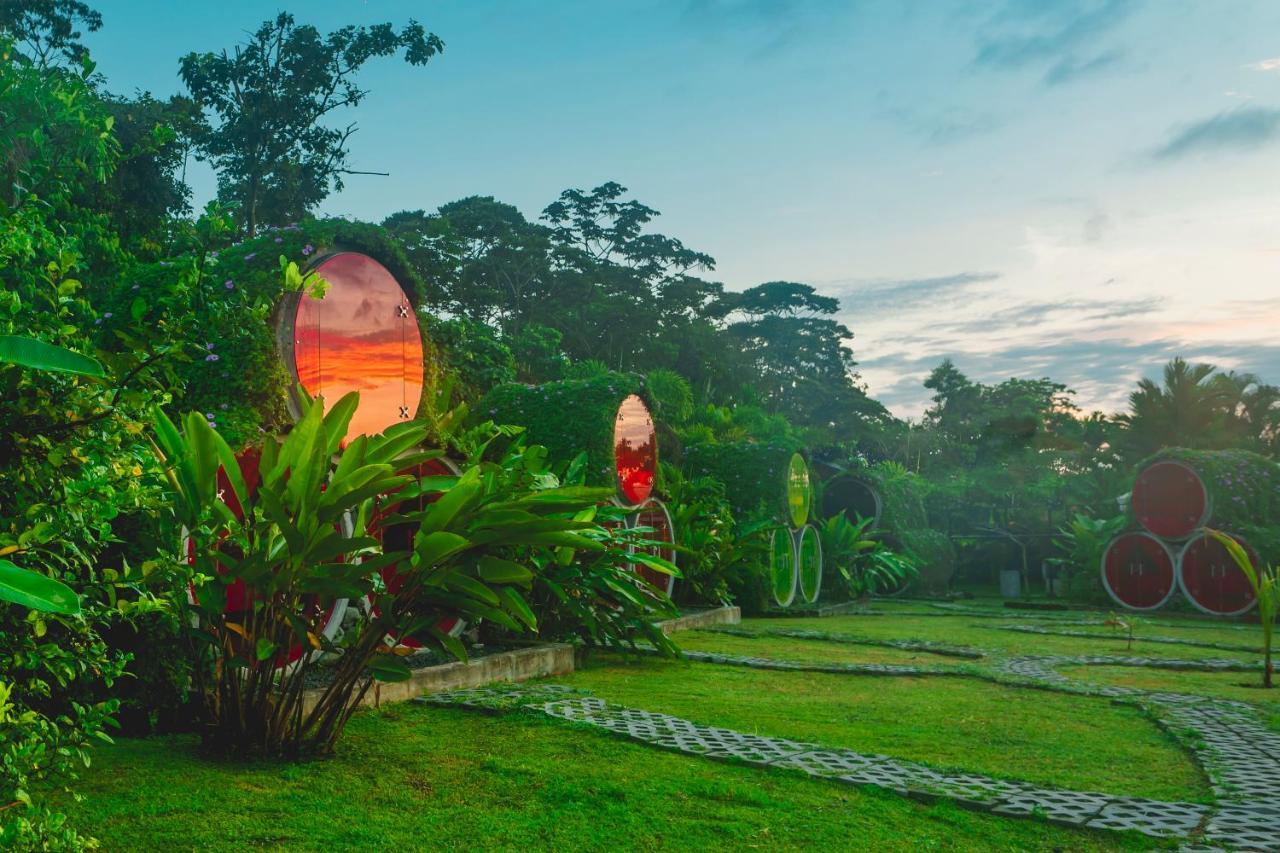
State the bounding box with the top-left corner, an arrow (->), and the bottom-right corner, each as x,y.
85,0 -> 1280,418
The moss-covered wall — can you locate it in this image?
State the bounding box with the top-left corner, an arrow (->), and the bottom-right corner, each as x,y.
480,372 -> 657,490
682,441 -> 802,521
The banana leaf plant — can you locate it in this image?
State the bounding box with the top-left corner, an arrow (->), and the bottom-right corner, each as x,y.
152,390 -> 610,757
819,513 -> 919,600
1208,529 -> 1276,688
504,450 -> 682,657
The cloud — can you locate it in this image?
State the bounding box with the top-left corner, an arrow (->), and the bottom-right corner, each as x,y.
973,0 -> 1135,72
1043,49 -> 1122,86
681,0 -> 851,54
1247,57 -> 1280,72
860,335 -> 1280,418
828,271 -> 1001,315
928,296 -> 1157,335
873,86 -> 1004,144
1151,107 -> 1280,160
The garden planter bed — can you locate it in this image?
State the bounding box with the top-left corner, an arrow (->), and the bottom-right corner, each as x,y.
657,606 -> 741,634
299,643 -> 575,714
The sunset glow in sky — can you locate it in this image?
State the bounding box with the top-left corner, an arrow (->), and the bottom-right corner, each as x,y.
88,1 -> 1280,416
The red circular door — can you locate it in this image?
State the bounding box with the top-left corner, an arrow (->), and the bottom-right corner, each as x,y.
613,394 -> 656,506
288,252 -> 425,445
628,499 -> 676,597
1132,461 -> 1209,540
1177,533 -> 1258,616
366,456 -> 466,644
1101,532 -> 1177,611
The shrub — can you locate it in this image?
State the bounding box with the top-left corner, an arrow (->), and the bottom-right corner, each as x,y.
481,372 -> 657,491
153,391 -> 614,757
818,514 -> 919,600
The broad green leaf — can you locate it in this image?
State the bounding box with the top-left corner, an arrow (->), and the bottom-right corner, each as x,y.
0,559 -> 81,615
496,586 -> 537,630
255,638 -> 277,661
368,654 -> 412,682
0,335 -> 104,377
442,572 -> 500,606
476,556 -> 534,585
414,531 -> 471,567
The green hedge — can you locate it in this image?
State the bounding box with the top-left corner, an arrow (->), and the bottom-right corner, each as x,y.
682,441 -> 803,521
98,219 -> 431,449
1136,448 -> 1280,562
480,372 -> 657,490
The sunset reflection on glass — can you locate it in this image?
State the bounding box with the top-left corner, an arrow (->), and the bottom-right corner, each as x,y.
613,394 -> 656,505
290,252 -> 424,444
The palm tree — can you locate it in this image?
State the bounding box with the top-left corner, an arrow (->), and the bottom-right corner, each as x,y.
1119,358 -> 1236,457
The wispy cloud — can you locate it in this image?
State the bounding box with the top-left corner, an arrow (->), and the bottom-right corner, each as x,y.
829,272 -> 1001,315
681,0 -> 851,55
1246,57 -> 1280,72
929,296 -> 1158,335
1043,49 -> 1123,86
973,0 -> 1135,73
1151,106 -> 1280,160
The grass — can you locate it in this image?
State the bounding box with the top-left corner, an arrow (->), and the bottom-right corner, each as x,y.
57,598 -> 1268,850
1060,664 -> 1280,714
559,654 -> 1208,802
676,629 -> 972,666
55,703 -> 1160,851
747,613 -> 1264,663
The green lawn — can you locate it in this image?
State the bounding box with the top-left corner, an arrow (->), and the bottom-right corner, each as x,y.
1059,664 -> 1280,713
57,703 -> 1160,851
58,600 -> 1270,850
745,613 -> 1264,663
676,629 -> 973,666
559,654 -> 1208,802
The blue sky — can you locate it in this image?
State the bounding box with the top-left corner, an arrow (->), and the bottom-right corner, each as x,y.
86,1 -> 1280,416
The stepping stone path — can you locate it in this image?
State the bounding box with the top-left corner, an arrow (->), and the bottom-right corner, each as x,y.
423,645 -> 1280,849
996,624 -> 1261,654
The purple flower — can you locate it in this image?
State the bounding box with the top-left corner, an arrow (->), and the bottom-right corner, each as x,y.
205,412 -> 215,420
205,342 -> 215,351
94,318 -> 102,325
210,251 -> 219,259
302,244 -> 314,256
104,312 -> 113,319
224,279 -> 234,290
274,237 -> 283,244
206,354 -> 220,362
244,252 -> 257,261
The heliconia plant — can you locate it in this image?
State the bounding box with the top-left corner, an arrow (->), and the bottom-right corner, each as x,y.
152,389 -> 613,757
1208,529 -> 1276,688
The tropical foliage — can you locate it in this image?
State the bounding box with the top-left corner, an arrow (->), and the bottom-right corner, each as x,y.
1207,530 -> 1276,688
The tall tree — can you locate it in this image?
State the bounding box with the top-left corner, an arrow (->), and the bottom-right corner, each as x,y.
723,281 -> 885,440
180,13 -> 443,236
0,0 -> 101,68
386,197 -> 553,328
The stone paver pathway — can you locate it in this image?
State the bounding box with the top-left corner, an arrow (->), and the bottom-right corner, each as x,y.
424,642 -> 1280,849
995,624 -> 1261,654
